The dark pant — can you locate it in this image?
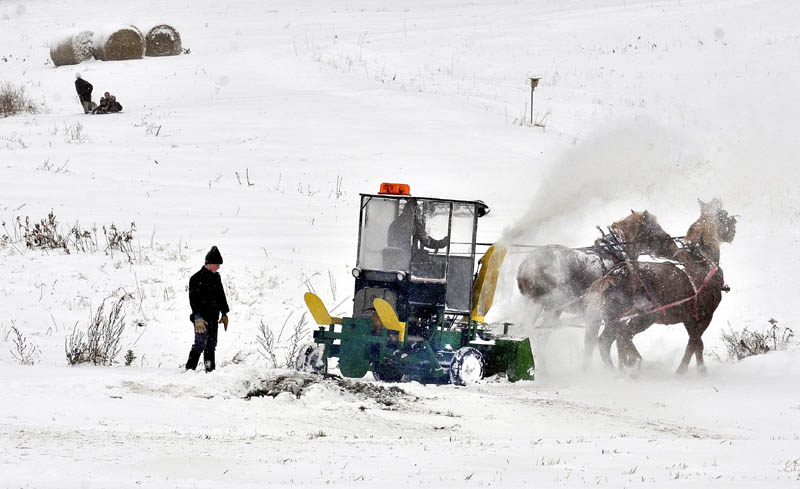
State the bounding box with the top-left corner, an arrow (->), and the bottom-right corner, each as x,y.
186,321 -> 219,372
79,95 -> 92,114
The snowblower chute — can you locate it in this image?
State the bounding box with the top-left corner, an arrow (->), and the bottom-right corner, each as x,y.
298,184 -> 534,385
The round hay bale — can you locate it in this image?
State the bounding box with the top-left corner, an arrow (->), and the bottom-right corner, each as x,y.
144,24 -> 182,57
49,30 -> 94,66
93,25 -> 145,61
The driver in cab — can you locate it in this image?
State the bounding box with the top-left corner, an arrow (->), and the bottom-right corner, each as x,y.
386,198 -> 448,276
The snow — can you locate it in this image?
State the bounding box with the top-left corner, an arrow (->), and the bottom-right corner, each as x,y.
143,24 -> 178,39
1,0 -> 800,487
49,29 -> 86,50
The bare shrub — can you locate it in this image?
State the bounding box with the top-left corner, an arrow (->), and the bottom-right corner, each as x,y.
329,175 -> 344,199
104,222 -> 136,256
124,349 -> 136,366
64,322 -> 86,365
256,319 -> 279,368
37,157 -> 70,173
0,82 -> 38,117
70,223 -> 98,253
10,326 -> 40,365
3,212 -> 136,256
2,212 -> 93,253
225,350 -> 253,367
65,296 -> 127,366
284,312 -> 309,368
721,319 -> 795,361
1,132 -> 28,149
18,213 -> 70,252
256,313 -> 310,369
534,109 -> 551,129
64,121 -> 87,143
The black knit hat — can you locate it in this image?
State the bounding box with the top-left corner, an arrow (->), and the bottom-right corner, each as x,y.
205,246 -> 223,265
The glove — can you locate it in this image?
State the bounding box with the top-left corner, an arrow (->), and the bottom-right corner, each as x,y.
194,317 -> 208,334
219,315 -> 229,331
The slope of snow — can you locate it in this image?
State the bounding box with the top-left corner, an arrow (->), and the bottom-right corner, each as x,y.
1,0 -> 799,487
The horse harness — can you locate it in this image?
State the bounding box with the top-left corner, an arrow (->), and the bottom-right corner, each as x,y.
617,245 -> 721,323
592,226 -> 628,274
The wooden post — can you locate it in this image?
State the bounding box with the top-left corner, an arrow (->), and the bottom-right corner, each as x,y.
529,77 -> 541,125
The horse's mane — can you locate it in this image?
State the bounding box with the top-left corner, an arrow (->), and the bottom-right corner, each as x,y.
608,211 -> 643,243
607,210 -> 676,259
685,215 -> 720,250
684,199 -> 724,263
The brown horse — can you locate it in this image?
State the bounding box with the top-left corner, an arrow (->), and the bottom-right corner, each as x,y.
516,210 -> 678,366
588,199 -> 737,374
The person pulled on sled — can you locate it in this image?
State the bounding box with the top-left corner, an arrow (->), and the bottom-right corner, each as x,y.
92,92 -> 123,114
185,246 -> 230,372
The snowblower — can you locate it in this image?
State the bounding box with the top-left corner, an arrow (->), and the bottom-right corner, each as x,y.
297,183 -> 534,385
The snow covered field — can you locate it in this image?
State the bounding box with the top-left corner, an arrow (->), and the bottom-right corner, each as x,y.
1,0 -> 799,487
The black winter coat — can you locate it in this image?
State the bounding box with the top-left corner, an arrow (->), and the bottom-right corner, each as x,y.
189,266 -> 230,323
75,78 -> 93,101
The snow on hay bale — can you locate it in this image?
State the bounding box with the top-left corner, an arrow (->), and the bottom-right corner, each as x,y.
49,30 -> 94,66
144,24 -> 182,57
93,25 -> 145,61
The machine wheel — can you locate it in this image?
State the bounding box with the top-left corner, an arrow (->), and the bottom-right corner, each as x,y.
449,347 -> 484,385
295,343 -> 327,373
372,364 -> 404,383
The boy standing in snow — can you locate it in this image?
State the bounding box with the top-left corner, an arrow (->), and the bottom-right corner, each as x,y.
74,73 -> 93,114
185,246 -> 230,372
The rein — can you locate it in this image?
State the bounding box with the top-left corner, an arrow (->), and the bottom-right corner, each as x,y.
482,236 -> 686,254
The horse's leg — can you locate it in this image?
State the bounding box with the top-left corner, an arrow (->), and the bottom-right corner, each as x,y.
538,309 -> 561,328
615,331 -> 626,371
583,317 -> 602,369
617,329 -> 638,370
597,321 -> 616,368
622,334 -> 642,370
615,326 -> 638,370
624,319 -> 645,370
527,303 -> 545,327
693,320 -> 712,376
676,322 -> 698,375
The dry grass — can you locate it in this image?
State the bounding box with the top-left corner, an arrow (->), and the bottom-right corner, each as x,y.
65,296 -> 128,366
721,319 -> 795,360
0,82 -> 38,117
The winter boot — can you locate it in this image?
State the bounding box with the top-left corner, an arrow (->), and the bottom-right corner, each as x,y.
185,349 -> 202,370
204,350 -> 216,372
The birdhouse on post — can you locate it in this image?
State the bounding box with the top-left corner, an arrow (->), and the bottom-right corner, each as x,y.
529,77 -> 541,125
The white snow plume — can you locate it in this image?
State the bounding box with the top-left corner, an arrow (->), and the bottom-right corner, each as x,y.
501,116 -> 708,248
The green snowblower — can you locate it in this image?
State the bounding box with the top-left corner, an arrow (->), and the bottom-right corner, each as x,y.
297,183 -> 534,385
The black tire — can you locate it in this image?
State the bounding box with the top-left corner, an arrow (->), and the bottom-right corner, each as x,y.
372,364 -> 404,383
449,347 -> 484,385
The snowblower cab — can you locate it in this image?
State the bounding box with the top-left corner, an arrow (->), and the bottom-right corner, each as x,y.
300,183 -> 533,385
352,184 -> 486,331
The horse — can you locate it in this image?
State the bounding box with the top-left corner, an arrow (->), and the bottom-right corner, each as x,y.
516,210 -> 679,366
588,198 -> 737,374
